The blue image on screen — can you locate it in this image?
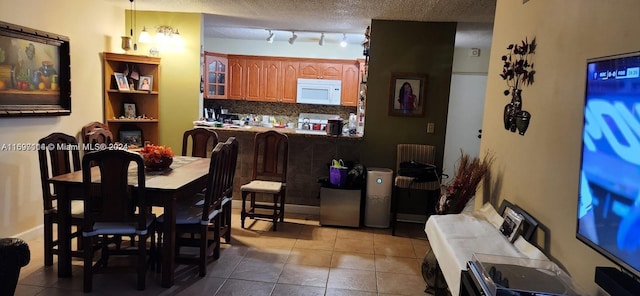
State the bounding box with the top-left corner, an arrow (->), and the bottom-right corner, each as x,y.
578,53 -> 640,277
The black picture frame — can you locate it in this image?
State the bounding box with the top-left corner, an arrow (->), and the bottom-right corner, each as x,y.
119,128 -> 142,148
0,21 -> 71,117
388,72 -> 427,117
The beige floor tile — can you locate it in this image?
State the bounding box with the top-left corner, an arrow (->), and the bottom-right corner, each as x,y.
326,268 -> 377,292
286,248 -> 333,267
277,264 -> 329,287
214,278 -> 275,296
376,271 -> 428,295
374,255 -> 422,276
331,252 -> 375,271
14,284 -> 46,296
229,260 -> 284,283
293,237 -> 336,251
271,283 -> 325,296
336,228 -> 374,241
297,226 -> 338,241
168,276 -> 225,295
374,241 -> 417,258
333,238 -> 374,254
243,248 -> 291,264
325,288 -> 378,296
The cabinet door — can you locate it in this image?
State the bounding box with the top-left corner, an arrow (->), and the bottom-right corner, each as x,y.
203,52 -> 227,99
299,62 -> 322,79
245,58 -> 264,101
281,61 -> 299,103
341,63 -> 359,106
321,63 -> 343,80
263,59 -> 282,102
228,57 -> 245,100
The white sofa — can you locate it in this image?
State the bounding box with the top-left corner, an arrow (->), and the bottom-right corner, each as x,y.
424,202 -> 547,296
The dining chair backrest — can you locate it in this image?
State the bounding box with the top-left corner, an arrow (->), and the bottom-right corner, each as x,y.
81,149 -> 147,229
182,128 -> 219,158
201,142 -> 228,222
38,133 -> 82,211
223,137 -> 239,198
81,121 -> 108,144
86,128 -> 114,147
252,130 -> 288,182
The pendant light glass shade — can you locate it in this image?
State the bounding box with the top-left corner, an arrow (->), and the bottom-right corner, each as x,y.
138,26 -> 152,43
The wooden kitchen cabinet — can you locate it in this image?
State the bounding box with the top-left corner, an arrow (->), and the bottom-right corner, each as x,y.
228,57 -> 246,100
299,62 -> 343,80
281,60 -> 299,103
341,62 -> 359,107
245,57 -> 264,101
263,59 -> 281,102
203,52 -> 228,99
102,52 -> 160,146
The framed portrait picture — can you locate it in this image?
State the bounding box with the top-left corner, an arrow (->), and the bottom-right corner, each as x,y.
388,72 -> 427,117
114,72 -> 129,91
123,103 -> 136,119
138,75 -> 153,91
499,207 -> 524,243
119,129 -> 142,148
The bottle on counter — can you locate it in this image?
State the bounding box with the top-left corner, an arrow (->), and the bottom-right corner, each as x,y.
348,113 -> 357,135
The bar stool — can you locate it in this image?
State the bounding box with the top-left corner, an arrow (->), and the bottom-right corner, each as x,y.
240,130 -> 288,231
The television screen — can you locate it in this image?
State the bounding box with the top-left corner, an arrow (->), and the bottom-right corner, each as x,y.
577,51 -> 640,278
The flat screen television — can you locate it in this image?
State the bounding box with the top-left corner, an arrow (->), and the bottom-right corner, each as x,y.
577,51 -> 640,286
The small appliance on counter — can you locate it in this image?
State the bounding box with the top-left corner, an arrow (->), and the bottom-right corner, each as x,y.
296,113 -> 341,134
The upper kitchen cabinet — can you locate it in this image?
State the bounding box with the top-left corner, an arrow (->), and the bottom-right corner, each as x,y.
102,52 -> 160,146
341,62 -> 359,107
299,62 -> 343,80
245,57 -> 264,101
203,52 -> 227,99
228,56 -> 246,100
281,60 -> 299,103
263,59 -> 282,102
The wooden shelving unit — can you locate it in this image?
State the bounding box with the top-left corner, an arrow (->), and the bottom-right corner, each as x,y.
102,52 -> 160,146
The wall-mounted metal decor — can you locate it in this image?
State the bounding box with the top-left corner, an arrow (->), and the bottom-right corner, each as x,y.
0,21 -> 71,117
500,37 -> 536,135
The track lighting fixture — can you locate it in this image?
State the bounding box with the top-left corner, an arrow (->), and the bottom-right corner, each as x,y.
318,33 -> 325,46
288,31 -> 298,44
266,30 -> 274,43
340,33 -> 347,47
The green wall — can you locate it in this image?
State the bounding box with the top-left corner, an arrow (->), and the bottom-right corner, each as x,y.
362,20 -> 456,176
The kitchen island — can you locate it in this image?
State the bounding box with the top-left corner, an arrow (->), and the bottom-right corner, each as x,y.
196,124 -> 363,210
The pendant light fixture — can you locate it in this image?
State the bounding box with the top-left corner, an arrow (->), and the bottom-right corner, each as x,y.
129,0 -> 138,51
340,33 -> 347,47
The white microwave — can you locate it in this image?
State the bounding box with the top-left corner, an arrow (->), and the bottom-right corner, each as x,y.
296,78 -> 342,105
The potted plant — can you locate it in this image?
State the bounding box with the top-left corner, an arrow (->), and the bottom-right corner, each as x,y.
500,37 -> 536,135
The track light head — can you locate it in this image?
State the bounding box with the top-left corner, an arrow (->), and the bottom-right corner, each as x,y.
340,33 -> 347,47
318,33 -> 325,46
266,30 -> 274,43
288,32 -> 297,44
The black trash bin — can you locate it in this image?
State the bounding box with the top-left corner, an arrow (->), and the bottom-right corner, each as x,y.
0,238 -> 31,296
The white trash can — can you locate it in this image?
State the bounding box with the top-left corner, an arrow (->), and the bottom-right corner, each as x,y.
365,167 -> 393,228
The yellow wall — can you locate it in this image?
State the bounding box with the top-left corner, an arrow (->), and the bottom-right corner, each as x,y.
479,0 -> 640,293
0,0 -> 124,238
129,11 -> 202,150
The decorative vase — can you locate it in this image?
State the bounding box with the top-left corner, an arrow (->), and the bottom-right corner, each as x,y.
144,156 -> 173,171
503,103 -> 514,131
516,110 -> 532,135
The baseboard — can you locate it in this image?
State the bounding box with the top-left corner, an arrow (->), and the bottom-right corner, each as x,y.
396,213 -> 428,224
11,225 -> 43,242
231,200 -> 320,216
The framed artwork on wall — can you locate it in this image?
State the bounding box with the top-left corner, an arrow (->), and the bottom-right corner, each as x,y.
388,72 -> 427,117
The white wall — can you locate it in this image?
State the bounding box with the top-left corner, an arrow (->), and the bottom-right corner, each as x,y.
480,0 -> 640,294
0,0 -> 125,238
204,37 -> 364,59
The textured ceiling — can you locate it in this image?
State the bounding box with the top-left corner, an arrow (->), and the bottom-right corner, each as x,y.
106,0 -> 496,47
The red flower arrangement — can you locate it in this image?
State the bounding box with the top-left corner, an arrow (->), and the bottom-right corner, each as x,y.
139,144 -> 175,170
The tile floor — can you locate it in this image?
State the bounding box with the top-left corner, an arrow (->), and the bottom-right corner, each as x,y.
14,210 -> 435,295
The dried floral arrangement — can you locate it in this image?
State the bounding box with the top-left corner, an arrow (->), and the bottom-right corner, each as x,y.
436,151 -> 495,214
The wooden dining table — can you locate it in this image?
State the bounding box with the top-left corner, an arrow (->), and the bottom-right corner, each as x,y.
49,155 -> 210,288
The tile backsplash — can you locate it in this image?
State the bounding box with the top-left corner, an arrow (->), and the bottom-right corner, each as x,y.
204,99 -> 357,125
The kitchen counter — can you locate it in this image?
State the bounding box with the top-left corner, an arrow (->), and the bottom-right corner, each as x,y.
193,121 -> 363,139
198,122 -> 363,209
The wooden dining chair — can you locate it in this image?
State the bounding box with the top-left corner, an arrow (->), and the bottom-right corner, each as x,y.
182,128 -> 218,157
219,137 -> 239,243
80,149 -> 155,292
240,130 -> 288,231
81,121 -> 108,144
158,142 -> 228,277
37,133 -> 84,266
86,128 -> 114,148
